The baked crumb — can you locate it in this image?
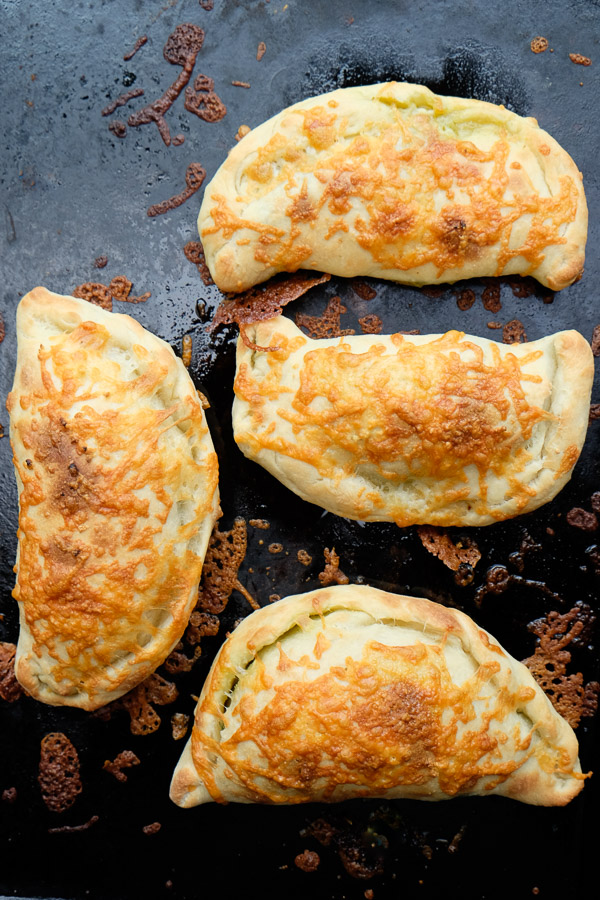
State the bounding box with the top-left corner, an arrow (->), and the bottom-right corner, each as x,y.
183,240 -> 214,285
523,605 -> 599,728
297,549 -> 312,566
295,850 -> 320,872
249,518 -> 270,529
171,712 -> 190,741
502,319 -> 527,344
39,733 -> 82,813
358,314 -> 383,334
530,36 -> 548,53
257,41 -> 267,61
147,163 -> 206,217
235,124 -> 251,142
103,750 -> 140,782
182,334 -> 193,367
143,822 -> 162,835
569,53 -> 591,66
318,548 -> 349,586
296,295 -> 355,339
417,526 -> 481,572
268,543 -> 283,554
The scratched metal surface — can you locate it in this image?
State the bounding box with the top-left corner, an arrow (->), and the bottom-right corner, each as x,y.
0,1 -> 599,898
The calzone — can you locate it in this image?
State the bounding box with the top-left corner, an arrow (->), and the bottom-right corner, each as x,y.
7,287 -> 220,710
170,584 -> 585,807
233,316 -> 593,527
198,82 -> 587,292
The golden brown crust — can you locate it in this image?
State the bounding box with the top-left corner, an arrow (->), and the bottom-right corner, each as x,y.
170,585 -> 584,808
232,316 -> 593,527
7,287 -> 220,710
198,82 -> 587,292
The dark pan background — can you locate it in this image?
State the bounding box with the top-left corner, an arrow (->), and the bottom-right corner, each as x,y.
1,1 -> 599,898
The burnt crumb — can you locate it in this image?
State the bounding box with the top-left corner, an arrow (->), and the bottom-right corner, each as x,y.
566,507 -> 598,532
197,518 -> 259,613
108,120 -> 127,138
589,404 -> 600,422
103,750 -> 140,783
210,271 -> 331,335
164,643 -> 202,674
296,295 -> 355,340
417,527 -> 481,573
454,562 -> 474,587
569,53 -> 591,66
123,35 -> 148,61
183,241 -> 214,285
119,673 -> 179,736
249,518 -> 270,529
147,162 -> 206,217
0,642 -> 23,702
184,74 -> 227,123
502,319 -> 527,344
420,286 -> 444,298
128,24 -> 205,146
48,815 -> 99,834
590,324 -> 600,356
295,850 -> 320,872
0,312 -> 5,344
508,531 -> 542,573
591,492 -> 600,515
101,87 -> 145,117
171,712 -> 190,741
143,822 -> 162,835
318,548 -> 349,586
351,279 -> 377,301
523,604 -> 599,728
306,818 -> 384,880
297,549 -> 313,566
93,255 -> 108,269
257,41 -> 267,61
38,733 -> 82,813
2,787 -> 17,804
530,37 -> 549,53
448,825 -> 467,853
481,282 -> 501,313
507,276 -> 537,298
199,0 -> 214,8
456,288 -> 476,310
358,314 -> 383,334
185,610 -> 219,645
364,892 -> 374,900
73,282 -> 113,310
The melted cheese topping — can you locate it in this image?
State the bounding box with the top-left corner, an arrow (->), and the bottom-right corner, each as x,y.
233,319 -> 589,526
190,606 -> 574,804
199,83 -> 586,292
9,294 -> 219,709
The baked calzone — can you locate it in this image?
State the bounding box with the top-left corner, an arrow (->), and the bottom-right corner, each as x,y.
198,82 -> 587,292
170,584 -> 585,807
233,316 -> 593,527
7,287 -> 220,710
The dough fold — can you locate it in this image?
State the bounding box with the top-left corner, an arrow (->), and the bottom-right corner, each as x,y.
171,585 -> 585,807
233,316 -> 593,526
7,287 -> 220,709
199,82 -> 587,292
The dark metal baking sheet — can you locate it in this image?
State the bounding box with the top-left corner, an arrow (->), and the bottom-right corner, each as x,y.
1,1 -> 599,898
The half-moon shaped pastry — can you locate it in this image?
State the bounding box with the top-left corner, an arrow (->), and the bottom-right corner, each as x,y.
233,316 -> 593,527
198,82 -> 587,292
170,584 -> 585,807
7,287 -> 220,710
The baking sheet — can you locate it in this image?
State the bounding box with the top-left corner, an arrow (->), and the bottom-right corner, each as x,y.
0,1 -> 599,897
